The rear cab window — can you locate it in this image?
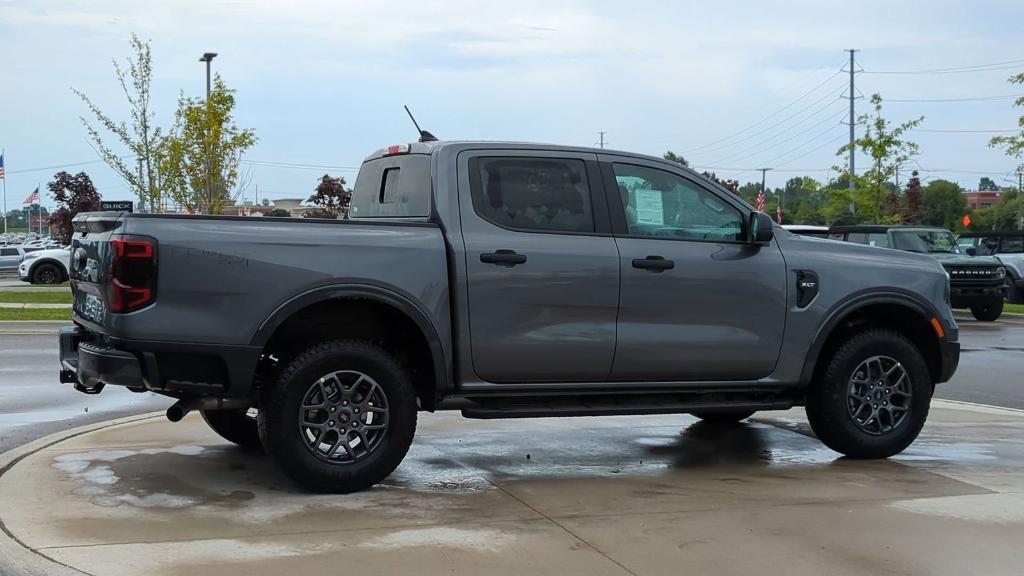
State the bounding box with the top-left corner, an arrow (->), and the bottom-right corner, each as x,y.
350,154 -> 431,218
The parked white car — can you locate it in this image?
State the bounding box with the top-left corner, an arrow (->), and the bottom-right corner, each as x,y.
18,247 -> 70,284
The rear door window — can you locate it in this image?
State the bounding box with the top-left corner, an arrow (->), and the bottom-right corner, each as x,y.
868,233 -> 890,248
0,248 -> 17,256
351,154 -> 430,218
471,157 -> 595,233
846,233 -> 869,245
1001,236 -> 1023,253
976,236 -> 1000,255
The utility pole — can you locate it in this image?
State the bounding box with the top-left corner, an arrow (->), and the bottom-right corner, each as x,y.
846,49 -> 858,190
1019,169 -> 1023,231
596,132 -> 607,149
1,149 -> 6,235
199,52 -> 218,213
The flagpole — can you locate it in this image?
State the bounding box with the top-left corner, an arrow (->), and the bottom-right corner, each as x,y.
2,148 -> 7,235
38,182 -> 43,237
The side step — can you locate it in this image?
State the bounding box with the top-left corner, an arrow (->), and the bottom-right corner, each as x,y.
458,390 -> 795,419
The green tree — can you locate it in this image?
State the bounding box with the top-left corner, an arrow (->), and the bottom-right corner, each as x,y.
265,208 -> 291,217
73,34 -> 166,211
161,75 -> 258,214
835,94 -> 924,222
989,71 -> 1024,229
902,170 -> 923,224
46,171 -> 102,244
921,179 -> 967,231
662,151 -> 689,166
978,176 -> 1000,191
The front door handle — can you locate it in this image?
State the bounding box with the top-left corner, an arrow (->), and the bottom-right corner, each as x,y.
481,249 -> 528,267
632,255 -> 674,272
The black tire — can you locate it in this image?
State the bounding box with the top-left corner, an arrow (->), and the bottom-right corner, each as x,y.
806,329 -> 932,459
257,340 -> 417,493
690,410 -> 756,424
970,300 -> 1003,322
32,263 -> 62,284
200,408 -> 262,450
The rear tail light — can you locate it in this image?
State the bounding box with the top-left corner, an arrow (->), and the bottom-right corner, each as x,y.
384,144 -> 410,156
108,235 -> 157,313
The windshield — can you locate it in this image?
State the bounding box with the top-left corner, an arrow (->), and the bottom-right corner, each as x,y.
891,230 -> 960,254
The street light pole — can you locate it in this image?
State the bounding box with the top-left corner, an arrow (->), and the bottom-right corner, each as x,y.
198,52 -> 217,212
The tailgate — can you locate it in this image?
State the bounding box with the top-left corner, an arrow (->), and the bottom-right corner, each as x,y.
69,212 -> 125,331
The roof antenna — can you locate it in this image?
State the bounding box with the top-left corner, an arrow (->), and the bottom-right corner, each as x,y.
404,105 -> 438,143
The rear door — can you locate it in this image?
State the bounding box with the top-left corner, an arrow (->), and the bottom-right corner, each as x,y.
0,248 -> 19,270
602,157 -> 787,381
458,149 -> 619,383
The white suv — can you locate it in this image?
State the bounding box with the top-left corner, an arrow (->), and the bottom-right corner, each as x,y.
18,247 -> 70,284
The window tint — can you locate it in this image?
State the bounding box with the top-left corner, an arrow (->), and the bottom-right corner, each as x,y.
846,233 -> 869,245
828,233 -> 845,241
0,248 -> 17,256
867,233 -> 890,248
612,163 -> 742,241
976,236 -> 999,255
1002,236 -> 1023,253
472,157 -> 594,233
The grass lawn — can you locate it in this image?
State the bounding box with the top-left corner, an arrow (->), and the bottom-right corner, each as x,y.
0,291 -> 73,304
1005,303 -> 1024,314
0,308 -> 71,321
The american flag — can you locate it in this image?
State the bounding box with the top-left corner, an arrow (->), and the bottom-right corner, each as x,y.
0,153 -> 5,180
755,188 -> 766,211
24,187 -> 40,205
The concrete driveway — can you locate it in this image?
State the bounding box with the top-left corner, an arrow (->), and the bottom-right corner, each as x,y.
2,401 -> 1023,575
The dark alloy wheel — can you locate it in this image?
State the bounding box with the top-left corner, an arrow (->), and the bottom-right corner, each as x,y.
690,410 -> 756,424
806,329 -> 932,459
33,263 -> 62,284
970,300 -> 1003,322
200,408 -> 262,450
845,356 -> 912,435
297,370 -> 390,464
258,340 -> 417,493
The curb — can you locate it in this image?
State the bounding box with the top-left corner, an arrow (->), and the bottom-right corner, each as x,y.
0,303 -> 71,309
0,412 -> 165,576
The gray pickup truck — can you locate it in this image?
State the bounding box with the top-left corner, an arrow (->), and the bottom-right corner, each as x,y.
59,141 -> 960,493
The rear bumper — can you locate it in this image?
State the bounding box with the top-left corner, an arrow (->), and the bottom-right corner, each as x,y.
937,339 -> 960,384
59,326 -> 142,394
59,325 -> 261,397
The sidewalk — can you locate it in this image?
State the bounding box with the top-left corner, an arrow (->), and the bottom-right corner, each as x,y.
2,401 -> 1023,576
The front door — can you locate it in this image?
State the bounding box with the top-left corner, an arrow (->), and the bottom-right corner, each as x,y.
602,158 -> 787,381
459,150 -> 619,383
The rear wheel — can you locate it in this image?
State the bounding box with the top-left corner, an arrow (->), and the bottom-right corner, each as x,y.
970,300 -> 1003,321
200,408 -> 262,450
258,340 -> 417,493
690,410 -> 756,424
806,329 -> 931,459
33,263 -> 62,284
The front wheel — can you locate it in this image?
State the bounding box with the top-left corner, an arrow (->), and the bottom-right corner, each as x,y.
970,300 -> 1003,322
258,340 -> 417,493
33,263 -> 63,284
806,329 -> 932,459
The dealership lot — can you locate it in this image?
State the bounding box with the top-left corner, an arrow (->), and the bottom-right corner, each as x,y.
0,316 -> 1023,575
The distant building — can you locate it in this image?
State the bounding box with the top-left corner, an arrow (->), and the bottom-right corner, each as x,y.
963,190 -> 1003,209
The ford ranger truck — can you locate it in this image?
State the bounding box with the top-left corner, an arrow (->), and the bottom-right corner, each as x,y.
59,141 -> 960,493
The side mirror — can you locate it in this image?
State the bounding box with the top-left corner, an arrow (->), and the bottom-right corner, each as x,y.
749,211 -> 774,245
965,247 -> 977,256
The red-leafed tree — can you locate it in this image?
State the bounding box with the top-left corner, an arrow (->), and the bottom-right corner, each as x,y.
47,171 -> 101,244
902,170 -> 923,224
305,174 -> 351,219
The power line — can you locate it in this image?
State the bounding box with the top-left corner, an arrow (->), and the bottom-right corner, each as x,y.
732,126 -> 846,180
916,128 -> 1019,133
690,83 -> 847,156
886,94 -> 1024,103
682,63 -> 847,153
706,106 -> 846,167
241,159 -> 360,171
862,58 -> 1024,75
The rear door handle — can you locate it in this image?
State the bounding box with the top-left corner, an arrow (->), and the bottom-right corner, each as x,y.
632,255 -> 674,272
480,249 -> 528,267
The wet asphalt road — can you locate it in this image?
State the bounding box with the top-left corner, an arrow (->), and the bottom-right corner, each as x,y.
0,316 -> 1020,455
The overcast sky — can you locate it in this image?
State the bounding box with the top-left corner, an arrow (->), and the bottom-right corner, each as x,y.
2,0 -> 1023,207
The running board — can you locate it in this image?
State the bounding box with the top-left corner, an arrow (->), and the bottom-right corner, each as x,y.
459,393 -> 794,419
